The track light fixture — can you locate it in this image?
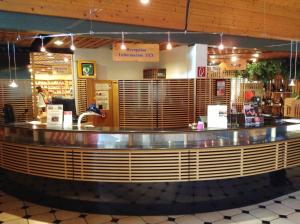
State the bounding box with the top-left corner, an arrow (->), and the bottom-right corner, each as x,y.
11,43 -> 18,88
7,42 -> 12,87
40,36 -> 46,52
70,34 -> 76,51
295,41 -> 298,79
289,40 -> 295,87
166,32 -> 172,50
120,32 -> 127,50
218,33 -> 224,50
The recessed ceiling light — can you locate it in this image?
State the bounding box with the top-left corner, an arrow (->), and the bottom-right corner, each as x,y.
54,40 -> 64,46
140,0 -> 150,5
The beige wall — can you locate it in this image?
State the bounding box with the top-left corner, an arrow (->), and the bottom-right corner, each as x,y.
73,45 -> 208,80
73,48 -> 158,80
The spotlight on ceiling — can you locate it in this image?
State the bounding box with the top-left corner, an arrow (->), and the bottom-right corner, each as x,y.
70,35 -> 76,51
218,33 -> 224,50
166,32 -> 172,50
120,32 -> 127,50
54,40 -> 64,46
140,0 -> 150,5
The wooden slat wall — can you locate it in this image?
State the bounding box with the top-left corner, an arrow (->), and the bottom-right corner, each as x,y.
119,80 -> 156,128
0,80 -> 33,124
157,79 -> 194,128
119,80 -> 194,128
196,79 -> 210,116
196,79 -> 231,116
1,139 -> 300,183
211,79 -> 231,114
77,78 -> 88,116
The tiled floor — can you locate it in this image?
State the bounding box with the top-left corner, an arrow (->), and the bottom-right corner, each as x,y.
1,190 -> 300,223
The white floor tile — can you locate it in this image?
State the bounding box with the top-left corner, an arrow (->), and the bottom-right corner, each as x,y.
287,212 -> 300,224
266,203 -> 295,215
250,208 -> 278,221
118,216 -> 145,224
195,211 -> 223,222
219,209 -> 242,217
141,215 -> 168,224
231,213 -> 261,224
271,218 -> 295,224
282,198 -> 300,209
214,220 -> 237,224
174,215 -> 203,224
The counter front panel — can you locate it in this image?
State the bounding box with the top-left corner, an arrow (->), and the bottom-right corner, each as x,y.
0,123 -> 300,183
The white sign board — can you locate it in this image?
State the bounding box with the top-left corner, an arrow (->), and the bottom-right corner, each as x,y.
207,105 -> 228,128
47,104 -> 63,127
63,111 -> 73,128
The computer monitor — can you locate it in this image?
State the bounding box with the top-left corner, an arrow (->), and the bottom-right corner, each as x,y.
51,97 -> 77,121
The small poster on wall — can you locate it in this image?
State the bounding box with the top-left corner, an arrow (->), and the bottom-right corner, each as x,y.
95,83 -> 110,110
216,80 -> 225,96
77,60 -> 96,78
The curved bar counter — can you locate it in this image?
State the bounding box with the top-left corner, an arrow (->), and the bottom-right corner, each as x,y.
1,122 -> 300,214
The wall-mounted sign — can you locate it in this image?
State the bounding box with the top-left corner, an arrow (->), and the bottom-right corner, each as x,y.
197,66 -> 207,78
219,59 -> 247,71
77,60 -> 96,79
113,43 -> 159,62
95,83 -> 110,110
216,79 -> 226,96
52,65 -> 71,75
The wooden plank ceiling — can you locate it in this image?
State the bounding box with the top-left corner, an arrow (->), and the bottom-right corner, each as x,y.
208,47 -> 293,61
0,30 -> 35,47
0,0 -> 299,41
188,0 -> 300,41
0,30 -> 181,50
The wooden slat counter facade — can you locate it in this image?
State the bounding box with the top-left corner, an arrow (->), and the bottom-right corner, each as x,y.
1,138 -> 300,183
